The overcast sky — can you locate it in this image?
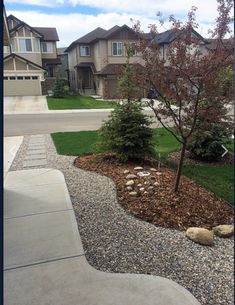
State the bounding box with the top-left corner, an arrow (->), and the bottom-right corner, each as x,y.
4,0 -> 233,47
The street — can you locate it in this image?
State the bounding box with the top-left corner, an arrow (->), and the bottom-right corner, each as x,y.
4,110 -> 165,136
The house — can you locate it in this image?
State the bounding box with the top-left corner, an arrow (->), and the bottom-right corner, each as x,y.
3,11 -> 61,96
65,25 -> 212,99
65,25 -> 146,98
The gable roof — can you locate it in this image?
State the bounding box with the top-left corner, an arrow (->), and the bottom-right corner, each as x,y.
4,53 -> 46,70
154,28 -> 206,44
7,14 -> 59,41
65,27 -> 107,52
34,27 -> 59,41
65,24 -> 139,52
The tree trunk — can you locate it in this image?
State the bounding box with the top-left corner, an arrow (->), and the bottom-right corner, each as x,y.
174,141 -> 187,192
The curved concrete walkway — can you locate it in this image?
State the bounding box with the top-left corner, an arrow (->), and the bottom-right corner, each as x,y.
4,168 -> 201,305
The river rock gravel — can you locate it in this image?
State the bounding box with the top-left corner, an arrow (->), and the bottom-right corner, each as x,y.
9,134 -> 234,305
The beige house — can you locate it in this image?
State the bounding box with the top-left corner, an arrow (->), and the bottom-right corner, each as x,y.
65,25 -> 147,98
65,25 -> 213,98
3,12 -> 61,96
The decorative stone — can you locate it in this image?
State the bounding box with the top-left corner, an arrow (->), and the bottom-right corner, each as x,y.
148,186 -> 154,190
137,183 -> 142,187
156,172 -> 162,176
213,225 -> 234,238
154,182 -> 160,186
123,170 -> 130,174
150,168 -> 157,172
186,227 -> 214,246
126,186 -> 133,191
126,174 -> 137,179
144,181 -> 148,185
129,191 -> 137,196
139,187 -> 145,192
134,166 -> 143,170
126,180 -> 135,186
137,171 -> 150,177
144,191 -> 148,194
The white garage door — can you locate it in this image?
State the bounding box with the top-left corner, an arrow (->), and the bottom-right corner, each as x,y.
4,75 -> 42,96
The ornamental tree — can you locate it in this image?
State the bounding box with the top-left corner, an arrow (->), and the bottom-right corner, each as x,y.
133,0 -> 234,192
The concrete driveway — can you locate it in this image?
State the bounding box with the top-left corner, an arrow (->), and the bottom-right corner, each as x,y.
4,96 -> 48,114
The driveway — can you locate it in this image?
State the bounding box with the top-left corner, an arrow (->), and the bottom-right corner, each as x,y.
4,96 -> 48,114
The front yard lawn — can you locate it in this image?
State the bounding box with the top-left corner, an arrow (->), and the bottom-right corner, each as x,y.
51,128 -> 234,205
47,95 -> 116,110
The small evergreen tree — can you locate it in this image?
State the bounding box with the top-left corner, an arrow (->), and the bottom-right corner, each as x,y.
97,102 -> 155,162
97,45 -> 155,162
53,78 -> 66,98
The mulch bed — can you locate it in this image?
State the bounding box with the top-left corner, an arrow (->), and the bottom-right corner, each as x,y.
74,154 -> 233,231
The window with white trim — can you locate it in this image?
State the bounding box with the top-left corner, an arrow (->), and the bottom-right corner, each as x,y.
41,42 -> 53,53
80,46 -> 90,56
19,38 -> 32,52
112,42 -> 123,56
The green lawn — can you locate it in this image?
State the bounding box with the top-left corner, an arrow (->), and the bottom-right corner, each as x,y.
51,128 -> 234,205
47,95 -> 116,110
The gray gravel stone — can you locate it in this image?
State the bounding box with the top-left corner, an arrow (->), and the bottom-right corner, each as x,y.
9,134 -> 234,305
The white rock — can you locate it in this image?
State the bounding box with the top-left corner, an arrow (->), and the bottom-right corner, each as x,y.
156,172 -> 162,176
134,166 -> 143,170
129,191 -> 137,196
186,227 -> 214,246
123,170 -> 130,174
148,186 -> 154,190
213,225 -> 234,238
126,186 -> 133,191
150,168 -> 157,172
139,187 -> 145,192
126,180 -> 135,186
144,191 -> 148,194
137,183 -> 142,187
153,182 -> 160,186
126,174 -> 137,179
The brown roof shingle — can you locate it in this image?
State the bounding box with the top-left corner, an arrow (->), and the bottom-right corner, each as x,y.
34,27 -> 59,41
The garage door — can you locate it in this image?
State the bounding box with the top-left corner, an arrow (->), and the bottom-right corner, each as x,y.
4,75 -> 42,96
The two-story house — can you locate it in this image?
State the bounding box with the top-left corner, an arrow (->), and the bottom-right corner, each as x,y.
65,25 -> 213,99
3,12 -> 61,96
65,25 -> 146,98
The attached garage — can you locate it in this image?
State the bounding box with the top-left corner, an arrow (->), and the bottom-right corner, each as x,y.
4,54 -> 45,97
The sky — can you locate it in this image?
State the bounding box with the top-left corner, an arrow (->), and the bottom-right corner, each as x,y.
4,0 -> 234,47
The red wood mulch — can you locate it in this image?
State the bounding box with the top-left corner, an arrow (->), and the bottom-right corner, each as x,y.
74,154 -> 233,231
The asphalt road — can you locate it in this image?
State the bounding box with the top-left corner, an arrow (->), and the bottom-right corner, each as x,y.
4,111 -> 164,136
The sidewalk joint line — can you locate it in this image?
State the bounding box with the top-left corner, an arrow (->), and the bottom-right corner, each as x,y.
4,208 -> 73,220
4,254 -> 86,271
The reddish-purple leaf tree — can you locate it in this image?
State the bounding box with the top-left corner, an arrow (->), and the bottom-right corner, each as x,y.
133,0 -> 234,192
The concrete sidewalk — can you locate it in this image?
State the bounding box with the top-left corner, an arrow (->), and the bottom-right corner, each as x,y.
4,167 -> 201,305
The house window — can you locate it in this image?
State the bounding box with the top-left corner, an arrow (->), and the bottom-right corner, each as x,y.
25,76 -> 31,80
17,76 -> 24,80
9,76 -> 16,80
32,76 -> 38,80
4,77 -> 8,80
80,46 -> 90,56
41,42 -> 53,53
112,42 -> 123,56
19,38 -> 32,52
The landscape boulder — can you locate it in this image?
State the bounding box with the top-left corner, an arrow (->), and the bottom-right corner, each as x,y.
213,225 -> 234,238
186,227 -> 214,246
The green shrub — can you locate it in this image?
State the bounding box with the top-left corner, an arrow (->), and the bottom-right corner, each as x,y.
53,78 -> 66,98
187,122 -> 232,161
97,102 -> 155,162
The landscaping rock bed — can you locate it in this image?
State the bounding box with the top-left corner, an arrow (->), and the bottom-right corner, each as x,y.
74,154 -> 233,231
